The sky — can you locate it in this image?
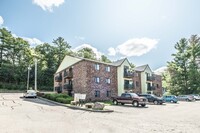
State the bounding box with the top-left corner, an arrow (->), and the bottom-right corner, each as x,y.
0,0 -> 200,71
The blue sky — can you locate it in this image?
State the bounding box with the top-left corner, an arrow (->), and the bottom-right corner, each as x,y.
0,0 -> 200,71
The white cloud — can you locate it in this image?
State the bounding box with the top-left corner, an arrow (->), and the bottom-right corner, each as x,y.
108,38 -> 159,57
33,0 -> 65,12
108,47 -> 116,56
154,66 -> 167,75
12,34 -> 43,47
0,16 -> 4,26
73,44 -> 103,59
23,37 -> 44,46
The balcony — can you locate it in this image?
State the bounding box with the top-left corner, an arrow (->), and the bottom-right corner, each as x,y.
64,71 -> 73,79
64,84 -> 73,91
124,83 -> 134,90
147,86 -> 156,91
55,75 -> 62,82
146,76 -> 155,81
55,86 -> 62,93
124,71 -> 134,78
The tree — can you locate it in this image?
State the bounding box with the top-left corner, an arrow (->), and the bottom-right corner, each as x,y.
0,28 -> 12,67
76,47 -> 96,60
101,55 -> 111,63
53,37 -> 72,66
166,35 -> 200,95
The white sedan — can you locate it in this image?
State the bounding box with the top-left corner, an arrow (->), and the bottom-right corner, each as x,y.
23,90 -> 37,98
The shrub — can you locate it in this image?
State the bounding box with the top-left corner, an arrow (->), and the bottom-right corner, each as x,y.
55,97 -> 71,104
43,93 -> 73,104
49,94 -> 58,101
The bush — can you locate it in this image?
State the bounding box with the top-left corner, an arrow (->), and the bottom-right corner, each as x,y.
56,97 -> 71,104
49,94 -> 58,101
43,93 -> 73,104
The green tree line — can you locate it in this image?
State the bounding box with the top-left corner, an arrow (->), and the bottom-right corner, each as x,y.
0,28 -> 112,91
164,35 -> 200,95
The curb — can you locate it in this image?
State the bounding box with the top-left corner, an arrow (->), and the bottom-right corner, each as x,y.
38,97 -> 114,113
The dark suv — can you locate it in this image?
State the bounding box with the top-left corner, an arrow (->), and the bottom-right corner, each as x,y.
138,94 -> 165,105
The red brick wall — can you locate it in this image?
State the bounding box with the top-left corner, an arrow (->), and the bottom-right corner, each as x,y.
72,60 -> 118,101
152,75 -> 163,96
132,72 -> 142,94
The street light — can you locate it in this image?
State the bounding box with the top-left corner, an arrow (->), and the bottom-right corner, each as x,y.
32,53 -> 39,91
27,66 -> 31,90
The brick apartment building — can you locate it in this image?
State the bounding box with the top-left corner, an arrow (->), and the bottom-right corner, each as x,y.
54,55 -> 163,101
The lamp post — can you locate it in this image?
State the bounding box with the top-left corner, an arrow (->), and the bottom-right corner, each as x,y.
27,66 -> 31,90
32,53 -> 39,91
34,57 -> 37,91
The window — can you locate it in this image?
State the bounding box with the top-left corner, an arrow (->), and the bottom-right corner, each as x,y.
106,66 -> 110,72
94,77 -> 100,83
136,81 -> 139,87
125,94 -> 131,98
121,93 -> 126,97
157,84 -> 159,88
107,91 -> 111,97
95,64 -> 100,70
106,78 -> 111,84
95,90 -> 100,97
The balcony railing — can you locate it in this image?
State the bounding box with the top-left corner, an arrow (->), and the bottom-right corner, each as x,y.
55,75 -> 62,82
146,76 -> 155,81
124,84 -> 134,90
64,71 -> 73,79
55,86 -> 62,93
64,84 -> 73,91
147,86 -> 156,91
124,71 -> 134,78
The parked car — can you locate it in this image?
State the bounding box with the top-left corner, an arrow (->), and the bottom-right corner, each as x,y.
189,94 -> 200,101
177,95 -> 194,101
112,93 -> 148,107
138,94 -> 165,105
23,90 -> 37,98
162,95 -> 178,103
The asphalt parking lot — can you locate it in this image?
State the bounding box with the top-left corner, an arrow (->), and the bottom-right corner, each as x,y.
0,93 -> 200,133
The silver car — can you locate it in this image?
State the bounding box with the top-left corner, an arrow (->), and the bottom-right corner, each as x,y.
177,95 -> 194,101
189,94 -> 200,101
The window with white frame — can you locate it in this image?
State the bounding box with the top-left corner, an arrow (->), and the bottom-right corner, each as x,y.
94,77 -> 100,83
106,66 -> 110,72
95,64 -> 100,70
106,78 -> 111,84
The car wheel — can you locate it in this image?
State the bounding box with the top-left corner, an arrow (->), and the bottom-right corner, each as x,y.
141,104 -> 146,107
154,100 -> 158,105
170,100 -> 174,103
113,100 -> 118,105
121,103 -> 125,105
186,99 -> 189,102
132,101 -> 139,107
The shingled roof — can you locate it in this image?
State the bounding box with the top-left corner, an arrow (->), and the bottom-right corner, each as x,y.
134,64 -> 152,72
111,58 -> 127,66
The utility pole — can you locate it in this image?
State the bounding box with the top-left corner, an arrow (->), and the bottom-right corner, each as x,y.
27,66 -> 31,90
